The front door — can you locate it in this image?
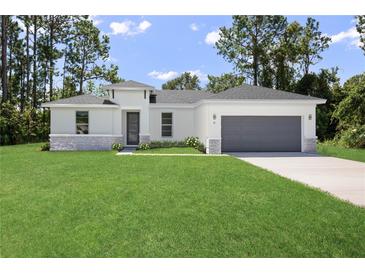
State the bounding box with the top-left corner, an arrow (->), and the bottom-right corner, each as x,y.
127,112 -> 140,145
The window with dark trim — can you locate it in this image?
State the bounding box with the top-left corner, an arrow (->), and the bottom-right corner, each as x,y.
144,90 -> 146,99
161,112 -> 172,137
112,90 -> 115,99
76,111 -> 89,134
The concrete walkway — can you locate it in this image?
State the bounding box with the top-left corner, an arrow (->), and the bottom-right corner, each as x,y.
230,152 -> 365,207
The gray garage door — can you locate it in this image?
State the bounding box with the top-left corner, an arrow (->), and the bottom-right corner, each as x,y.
221,116 -> 301,152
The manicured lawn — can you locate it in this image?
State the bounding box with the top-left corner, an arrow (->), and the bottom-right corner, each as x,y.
1,143 -> 364,258
134,147 -> 202,154
317,143 -> 365,163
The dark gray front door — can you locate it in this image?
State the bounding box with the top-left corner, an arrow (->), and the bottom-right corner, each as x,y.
127,112 -> 140,145
221,116 -> 301,152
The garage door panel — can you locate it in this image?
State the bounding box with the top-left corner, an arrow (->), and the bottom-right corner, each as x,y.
221,116 -> 301,152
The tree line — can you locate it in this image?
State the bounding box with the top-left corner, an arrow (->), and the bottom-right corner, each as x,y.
0,15 -> 121,145
162,16 -> 365,147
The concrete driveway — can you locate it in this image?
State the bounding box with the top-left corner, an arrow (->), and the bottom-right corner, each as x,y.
230,152 -> 365,207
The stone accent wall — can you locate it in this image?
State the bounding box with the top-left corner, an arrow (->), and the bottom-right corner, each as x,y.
139,134 -> 151,144
206,138 -> 221,154
303,137 -> 317,153
50,135 -> 123,151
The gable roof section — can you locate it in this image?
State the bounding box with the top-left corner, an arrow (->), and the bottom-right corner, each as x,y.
210,84 -> 322,101
42,94 -> 117,106
103,80 -> 154,90
42,83 -> 325,107
154,84 -> 324,104
154,90 -> 214,104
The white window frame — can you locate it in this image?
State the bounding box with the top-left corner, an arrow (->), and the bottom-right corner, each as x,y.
161,112 -> 173,137
76,110 -> 89,134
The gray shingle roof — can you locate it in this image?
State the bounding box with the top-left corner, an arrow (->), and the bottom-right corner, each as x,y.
210,84 -> 321,100
44,94 -> 117,105
154,84 -> 324,103
43,83 -> 324,106
154,90 -> 214,104
103,80 -> 154,89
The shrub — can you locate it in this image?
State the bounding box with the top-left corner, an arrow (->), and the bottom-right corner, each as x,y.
335,126 -> 365,148
40,142 -> 50,151
184,136 -> 205,152
139,143 -> 150,150
185,136 -> 200,148
112,143 -> 123,151
147,137 -> 206,153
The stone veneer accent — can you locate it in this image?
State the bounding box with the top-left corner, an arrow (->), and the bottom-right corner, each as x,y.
302,137 -> 317,153
206,138 -> 221,154
139,134 -> 151,144
50,135 -> 123,151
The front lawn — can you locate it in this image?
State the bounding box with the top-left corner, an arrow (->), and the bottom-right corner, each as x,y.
134,147 -> 202,154
317,143 -> 365,163
1,143 -> 364,257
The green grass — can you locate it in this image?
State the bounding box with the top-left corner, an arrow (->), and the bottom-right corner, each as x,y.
317,143 -> 365,163
134,147 -> 202,154
1,143 -> 364,258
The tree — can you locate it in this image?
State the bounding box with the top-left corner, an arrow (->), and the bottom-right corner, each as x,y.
43,16 -> 71,99
295,68 -> 340,140
31,15 -> 40,108
215,15 -> 287,86
332,73 -> 365,130
356,15 -> 365,54
1,16 -> 8,103
271,21 -> 303,91
299,17 -> 331,75
66,18 -> 118,94
206,73 -> 245,93
162,72 -> 201,90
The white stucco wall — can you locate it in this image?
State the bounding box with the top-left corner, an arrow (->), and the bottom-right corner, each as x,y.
194,103 -> 209,143
149,105 -> 195,141
112,90 -> 150,135
50,107 -> 116,135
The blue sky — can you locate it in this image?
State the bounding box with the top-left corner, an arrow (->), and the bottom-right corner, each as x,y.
92,15 -> 364,88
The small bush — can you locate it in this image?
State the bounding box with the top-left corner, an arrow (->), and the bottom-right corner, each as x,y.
139,143 -> 150,150
185,136 -> 200,148
336,126 -> 365,148
112,143 -> 123,151
185,136 -> 205,153
147,137 -> 205,153
40,142 -> 50,151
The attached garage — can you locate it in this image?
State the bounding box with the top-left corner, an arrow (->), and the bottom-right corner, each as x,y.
221,116 -> 302,152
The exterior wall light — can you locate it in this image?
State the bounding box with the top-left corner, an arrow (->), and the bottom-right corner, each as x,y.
309,114 -> 312,120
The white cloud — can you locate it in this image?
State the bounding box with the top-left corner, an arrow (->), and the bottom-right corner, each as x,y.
205,30 -> 220,45
330,26 -> 360,48
148,70 -> 179,81
110,21 -> 133,35
90,15 -> 102,26
148,69 -> 208,82
187,69 -> 208,82
190,23 -> 199,31
138,20 -> 152,32
109,19 -> 152,36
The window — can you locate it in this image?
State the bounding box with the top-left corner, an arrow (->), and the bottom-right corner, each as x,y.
76,111 -> 89,134
161,112 -> 172,137
112,90 -> 115,99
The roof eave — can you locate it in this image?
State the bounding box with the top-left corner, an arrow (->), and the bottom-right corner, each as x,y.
200,99 -> 327,104
41,103 -> 119,108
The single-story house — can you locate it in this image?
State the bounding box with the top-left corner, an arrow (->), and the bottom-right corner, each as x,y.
42,80 -> 326,154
